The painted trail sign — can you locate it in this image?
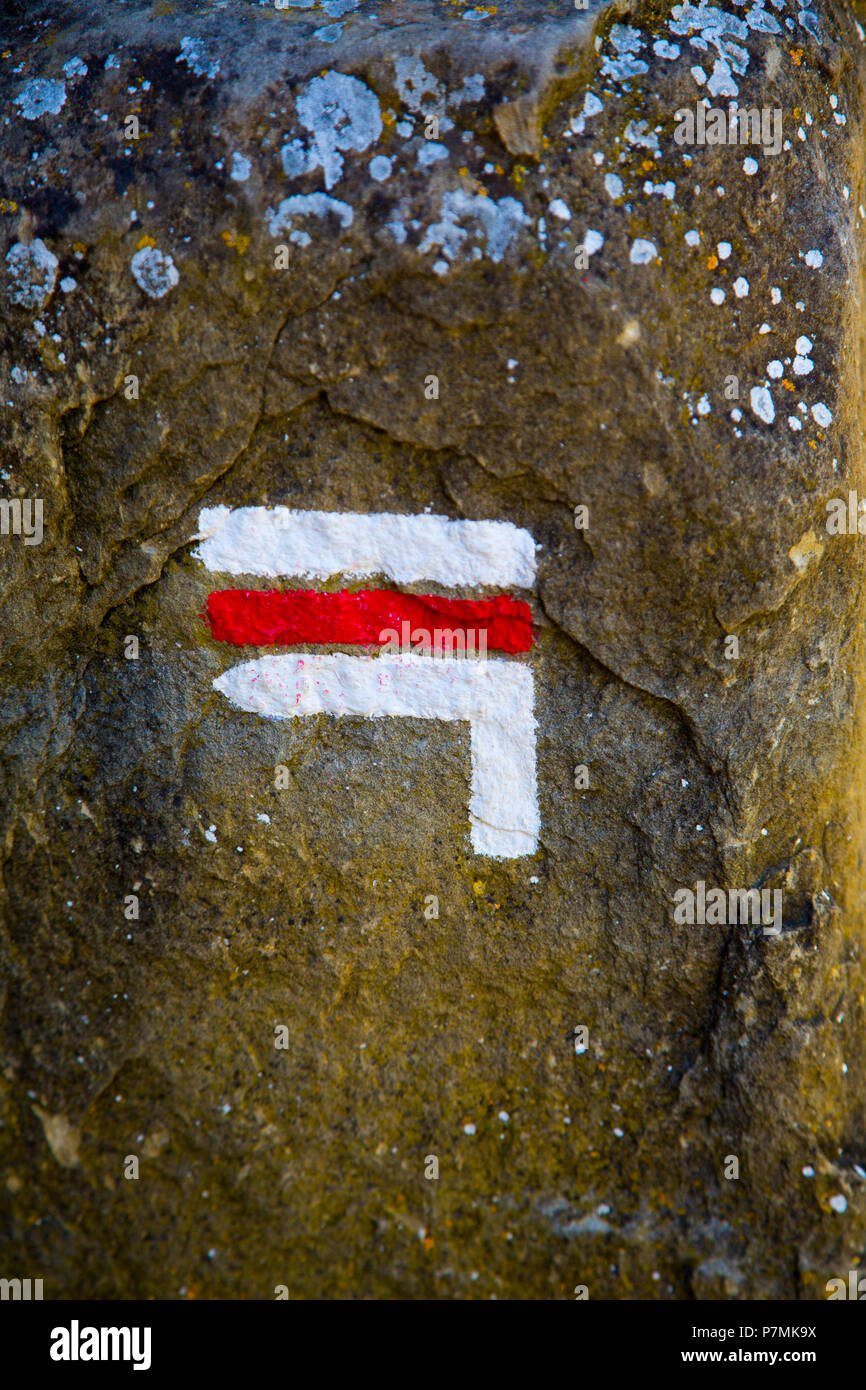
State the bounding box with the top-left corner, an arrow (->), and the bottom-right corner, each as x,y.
195,507 -> 540,858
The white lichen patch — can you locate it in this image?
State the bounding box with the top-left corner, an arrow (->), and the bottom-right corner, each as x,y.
417,141 -> 449,168
600,24 -> 649,82
5,239 -> 58,309
570,91 -> 604,135
230,152 -> 251,182
391,56 -> 484,136
280,138 -> 316,179
629,238 -> 657,265
177,37 -> 221,80
295,71 -> 382,190
369,155 -> 393,182
130,246 -> 179,299
750,384 -> 775,423
268,193 -> 354,237
707,57 -> 738,97
14,78 -> 66,119
669,5 -> 751,78
623,119 -> 660,155
419,190 -> 529,267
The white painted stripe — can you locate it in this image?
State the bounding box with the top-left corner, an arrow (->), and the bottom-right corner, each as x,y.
213,653 -> 539,858
196,506 -> 536,588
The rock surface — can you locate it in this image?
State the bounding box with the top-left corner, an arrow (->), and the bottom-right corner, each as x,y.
1,0 -> 866,1299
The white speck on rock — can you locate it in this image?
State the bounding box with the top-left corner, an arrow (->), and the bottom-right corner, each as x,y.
811,402 -> 832,427
804,248 -> 823,268
733,276 -> 749,297
63,57 -> 88,79
230,152 -> 251,182
710,287 -> 726,304
549,198 -> 571,221
829,1193 -> 847,1213
604,173 -> 624,200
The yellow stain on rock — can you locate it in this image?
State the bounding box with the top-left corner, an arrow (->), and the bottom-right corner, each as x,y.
788,528 -> 824,573
222,230 -> 250,254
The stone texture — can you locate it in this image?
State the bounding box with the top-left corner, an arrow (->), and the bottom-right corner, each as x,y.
1,0 -> 866,1299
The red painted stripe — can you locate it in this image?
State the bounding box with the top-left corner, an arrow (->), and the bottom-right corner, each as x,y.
206,589 -> 533,653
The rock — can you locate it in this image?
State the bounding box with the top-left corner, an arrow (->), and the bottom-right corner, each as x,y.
1,0 -> 865,1300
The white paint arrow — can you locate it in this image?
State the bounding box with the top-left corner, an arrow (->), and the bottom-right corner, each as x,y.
214,652 -> 539,859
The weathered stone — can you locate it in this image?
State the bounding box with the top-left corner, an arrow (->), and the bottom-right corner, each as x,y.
1,0 -> 866,1300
